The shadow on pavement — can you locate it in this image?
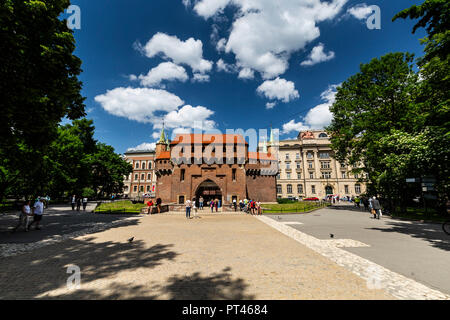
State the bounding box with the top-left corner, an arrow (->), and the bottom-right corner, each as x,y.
366,222 -> 450,252
156,267 -> 255,300
0,236 -> 178,299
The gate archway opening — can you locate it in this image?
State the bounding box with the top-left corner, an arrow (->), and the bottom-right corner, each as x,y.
195,179 -> 223,206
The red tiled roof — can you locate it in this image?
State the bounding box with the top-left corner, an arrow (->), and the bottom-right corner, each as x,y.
156,151 -> 171,160
248,152 -> 277,161
170,134 -> 249,145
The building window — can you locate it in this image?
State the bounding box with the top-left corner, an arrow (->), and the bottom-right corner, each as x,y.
180,169 -> 185,181
148,161 -> 152,169
287,173 -> 291,179
296,153 -> 300,159
141,174 -> 145,180
297,173 -> 301,180
296,162 -> 301,169
285,154 -> 289,160
309,172 -> 314,179
341,172 -> 347,179
319,152 -> 330,159
319,133 -> 328,138
355,184 -> 361,194
321,161 -> 331,169
146,185 -> 150,192
124,186 -> 129,191
133,186 -> 137,192
308,161 -> 313,169
286,163 -> 290,170
321,172 -> 331,179
311,185 -> 316,194
140,186 -> 144,192
142,162 -> 146,169
354,174 -> 359,179
135,162 -> 139,169
287,184 -> 293,194
134,174 -> 138,180
345,185 -> 349,194
147,173 -> 151,180
179,195 -> 185,204
277,185 -> 282,194
232,168 -> 236,181
297,184 -> 303,194
307,152 -> 313,159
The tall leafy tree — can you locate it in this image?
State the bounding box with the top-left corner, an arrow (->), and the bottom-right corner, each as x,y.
326,53 -> 420,209
0,0 -> 85,200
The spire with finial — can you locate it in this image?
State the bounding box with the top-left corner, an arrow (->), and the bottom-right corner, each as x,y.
269,125 -> 274,146
158,122 -> 166,144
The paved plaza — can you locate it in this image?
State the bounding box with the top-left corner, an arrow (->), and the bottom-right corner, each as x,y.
0,205 -> 448,300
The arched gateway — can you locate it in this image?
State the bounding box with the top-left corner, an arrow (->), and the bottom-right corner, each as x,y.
195,179 -> 222,205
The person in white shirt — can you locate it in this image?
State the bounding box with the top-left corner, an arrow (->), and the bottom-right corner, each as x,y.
82,197 -> 88,211
192,198 -> 198,218
12,200 -> 32,232
28,198 -> 45,230
185,199 -> 192,219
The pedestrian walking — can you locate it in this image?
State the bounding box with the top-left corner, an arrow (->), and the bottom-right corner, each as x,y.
12,200 -> 32,232
233,198 -> 237,212
76,197 -> 81,211
185,199 -> 192,219
214,198 -> 219,212
210,200 -> 214,213
372,196 -> 382,219
71,194 -> 76,210
28,197 -> 45,230
82,197 -> 88,211
192,198 -> 199,218
257,201 -> 262,215
199,196 -> 204,210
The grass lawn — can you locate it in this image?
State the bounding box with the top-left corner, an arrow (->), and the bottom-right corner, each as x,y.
262,201 -> 329,214
95,200 -> 145,213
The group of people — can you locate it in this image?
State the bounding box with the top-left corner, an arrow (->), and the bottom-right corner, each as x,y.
145,198 -> 162,214
12,197 -> 46,232
70,195 -> 88,211
239,199 -> 262,215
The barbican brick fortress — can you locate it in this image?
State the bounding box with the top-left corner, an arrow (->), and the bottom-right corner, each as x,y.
153,128 -> 279,205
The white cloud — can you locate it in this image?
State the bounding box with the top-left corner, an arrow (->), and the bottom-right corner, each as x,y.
152,131 -> 161,139
301,43 -> 335,66
266,102 -> 276,109
256,77 -> 299,103
94,87 -> 184,123
194,0 -> 231,18
138,32 -> 213,74
127,142 -> 156,152
132,62 -> 188,87
216,58 -> 237,73
216,38 -> 227,52
182,0 -> 192,8
157,105 -> 216,131
192,73 -> 211,82
281,84 -> 338,134
238,67 -> 255,79
191,0 -> 347,78
347,3 -> 373,20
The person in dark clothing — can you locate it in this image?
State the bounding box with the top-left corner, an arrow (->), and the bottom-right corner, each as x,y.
76,197 -> 82,211
372,196 -> 382,219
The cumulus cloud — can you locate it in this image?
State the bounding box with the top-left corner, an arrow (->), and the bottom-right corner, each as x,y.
192,73 -> 211,82
347,3 -> 373,20
256,77 -> 299,103
190,0 -> 347,78
216,58 -> 237,73
155,105 -> 216,131
94,87 -> 184,123
216,38 -> 227,52
137,32 -> 213,74
132,62 -> 189,87
266,102 -> 276,109
301,43 -> 335,66
281,84 -> 339,134
127,142 -> 156,152
238,67 -> 255,79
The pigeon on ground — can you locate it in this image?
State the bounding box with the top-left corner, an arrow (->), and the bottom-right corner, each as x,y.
330,234 -> 334,238
128,237 -> 134,243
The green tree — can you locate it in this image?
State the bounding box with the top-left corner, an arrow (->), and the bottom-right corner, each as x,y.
0,0 -> 85,201
91,143 -> 133,198
326,53 -> 420,210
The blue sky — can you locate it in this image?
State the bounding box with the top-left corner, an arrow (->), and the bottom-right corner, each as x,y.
67,0 -> 426,154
